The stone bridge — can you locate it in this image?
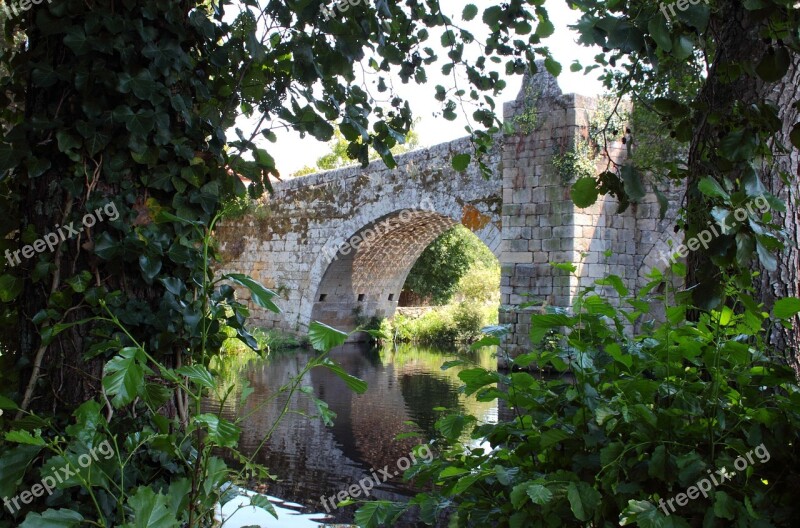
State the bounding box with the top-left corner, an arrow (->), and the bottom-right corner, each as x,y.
216,69 -> 678,358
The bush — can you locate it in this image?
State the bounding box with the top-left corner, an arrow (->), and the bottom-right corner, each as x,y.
455,264 -> 500,304
452,303 -> 485,343
359,267 -> 800,527
390,303 -> 497,346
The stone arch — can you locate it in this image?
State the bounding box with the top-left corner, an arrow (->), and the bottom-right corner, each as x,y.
302,195 -> 501,333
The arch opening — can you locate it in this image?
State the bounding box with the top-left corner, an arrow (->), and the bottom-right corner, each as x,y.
310,209 -> 499,334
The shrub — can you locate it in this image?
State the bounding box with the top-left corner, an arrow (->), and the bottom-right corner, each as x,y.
455,264 -> 500,304
358,266 -> 800,527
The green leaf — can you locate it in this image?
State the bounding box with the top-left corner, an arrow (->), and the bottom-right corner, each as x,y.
698,177 -> 730,200
672,34 -> 694,60
756,239 -> 777,272
756,47 -> 790,83
193,414 -> 240,448
530,313 -> 570,343
0,445 -> 43,503
773,297 -> 800,319
249,495 -> 278,519
536,18 -> 555,38
677,3 -> 710,31
462,4 -> 478,21
510,482 -> 531,508
124,487 -> 181,528
648,16 -> 672,51
451,153 -> 471,172
621,164 -> 646,202
789,123 -> 800,149
439,466 -> 470,478
482,6 -> 502,26
527,483 -> 554,505
20,509 -> 84,528
452,472 -> 486,494
102,347 -> 148,408
713,491 -> 736,520
620,500 -> 666,527
571,177 -> 599,208
0,395 -> 19,410
354,501 -> 407,528
0,274 -> 23,302
308,321 -> 348,352
544,57 -> 562,77
539,428 -> 571,449
567,482 -> 601,522
320,358 -> 368,394
436,413 -> 475,440
458,368 -> 498,395
225,273 -> 280,313
176,365 -> 215,391
6,429 -> 46,446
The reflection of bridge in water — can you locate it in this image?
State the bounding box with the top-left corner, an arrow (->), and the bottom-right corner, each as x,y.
207,343 -> 496,525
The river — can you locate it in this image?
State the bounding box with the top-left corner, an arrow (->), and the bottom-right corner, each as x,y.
206,341 -> 497,526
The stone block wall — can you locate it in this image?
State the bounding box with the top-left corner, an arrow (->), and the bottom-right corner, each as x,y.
498,71 -> 679,362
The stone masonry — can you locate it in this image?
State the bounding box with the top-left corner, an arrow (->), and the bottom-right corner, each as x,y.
216,67 -> 679,360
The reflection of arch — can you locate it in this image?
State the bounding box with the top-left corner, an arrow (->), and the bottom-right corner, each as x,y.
306,198 -> 501,332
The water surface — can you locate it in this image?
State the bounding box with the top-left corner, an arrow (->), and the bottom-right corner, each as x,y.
207,342 -> 497,526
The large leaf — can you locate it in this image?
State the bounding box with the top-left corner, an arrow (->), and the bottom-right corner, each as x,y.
0,273 -> 23,302
224,273 -> 280,313
451,153 -> 471,172
249,495 -> 279,519
354,501 -> 407,528
0,445 -> 42,499
308,320 -> 348,352
571,177 -> 599,208
102,347 -> 148,408
620,500 -> 668,528
698,177 -> 729,200
193,414 -> 240,448
462,4 -> 478,21
773,297 -> 800,319
122,487 -> 181,528
530,313 -> 571,343
176,364 -> 215,391
621,164 -> 646,202
527,483 -> 554,505
20,509 -> 84,528
319,358 -> 368,394
567,482 -> 601,522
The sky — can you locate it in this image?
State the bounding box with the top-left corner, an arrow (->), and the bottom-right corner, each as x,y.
238,1 -> 606,176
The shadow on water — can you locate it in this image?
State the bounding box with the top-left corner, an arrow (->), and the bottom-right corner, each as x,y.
204,342 -> 497,526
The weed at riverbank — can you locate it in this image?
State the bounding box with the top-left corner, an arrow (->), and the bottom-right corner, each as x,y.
221,326 -> 308,356
388,302 -> 497,346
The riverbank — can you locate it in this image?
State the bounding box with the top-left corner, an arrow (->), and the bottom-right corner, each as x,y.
384,302 -> 498,346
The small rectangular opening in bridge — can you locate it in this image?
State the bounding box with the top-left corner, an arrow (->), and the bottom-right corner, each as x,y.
358,294 -> 365,302
388,294 -> 394,301
319,294 -> 327,302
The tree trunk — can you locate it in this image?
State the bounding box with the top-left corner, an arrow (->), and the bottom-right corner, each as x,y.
685,3 -> 799,370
